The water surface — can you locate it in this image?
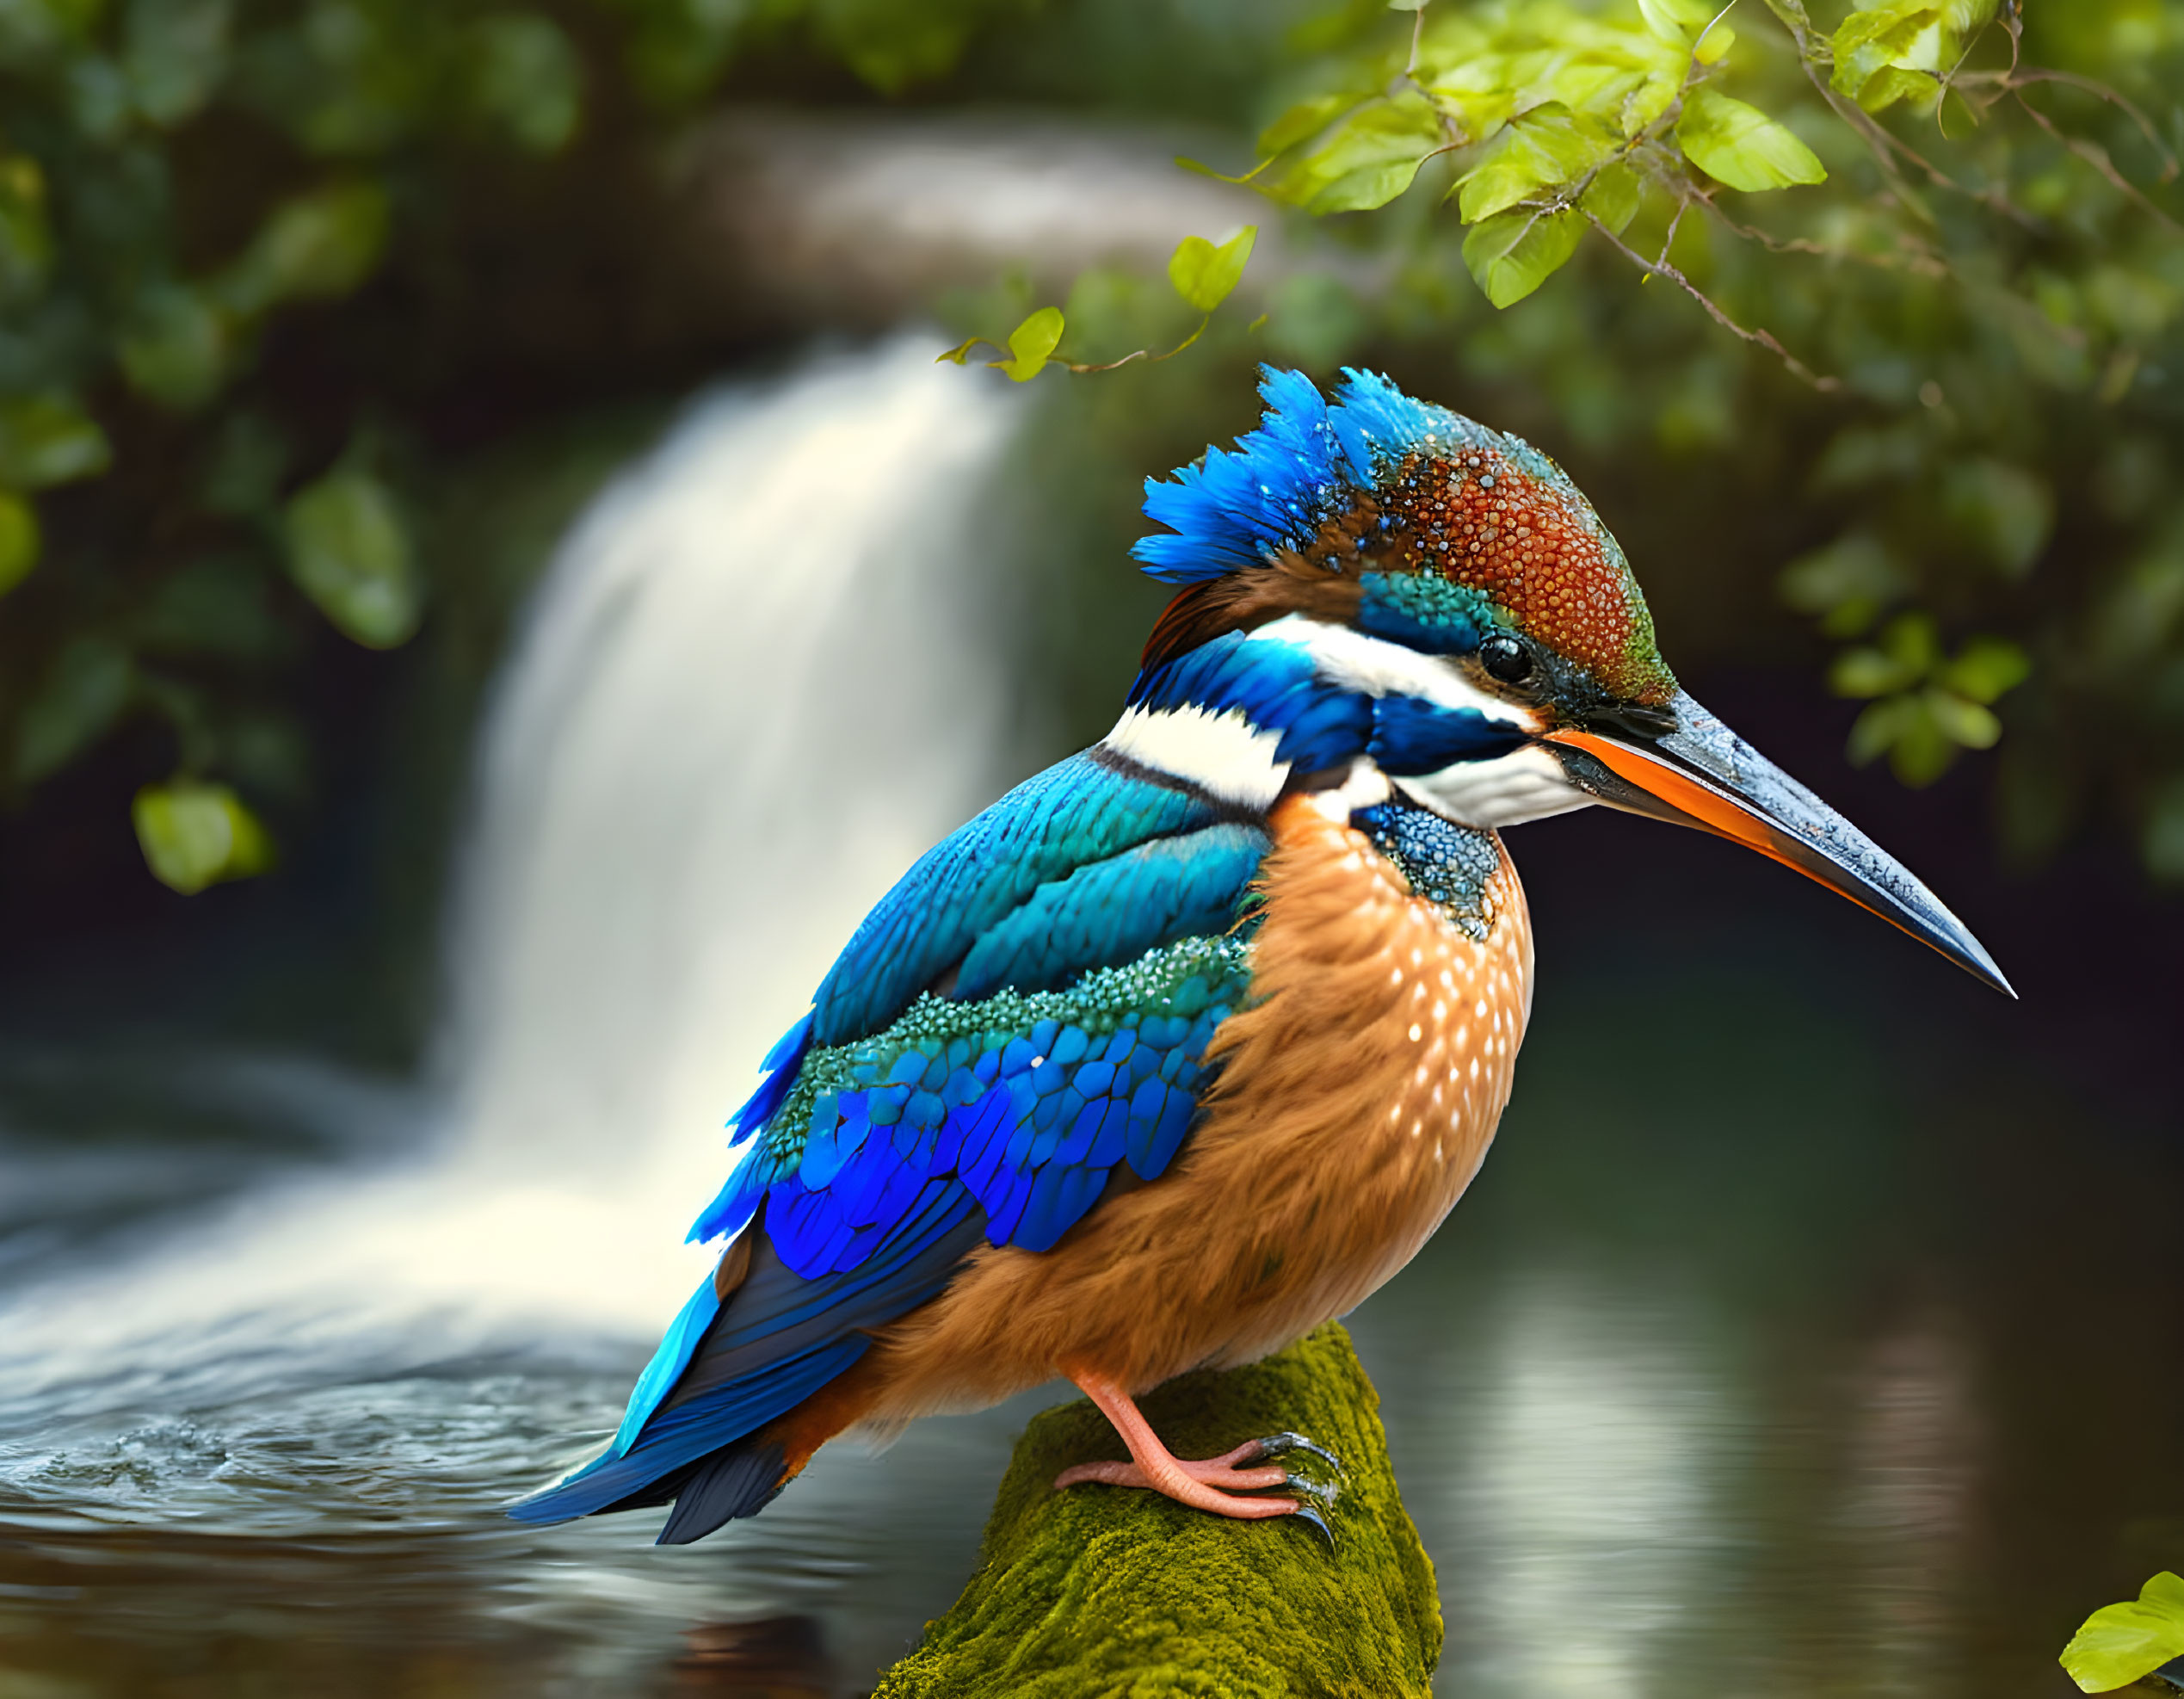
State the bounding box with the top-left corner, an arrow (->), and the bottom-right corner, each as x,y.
3,345 -> 2170,1697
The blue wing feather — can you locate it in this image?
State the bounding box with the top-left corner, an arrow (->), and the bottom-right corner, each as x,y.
535,750 -> 1268,1530
953,822 -> 1265,1000
513,1177 -> 983,1526
808,751 -> 1231,1046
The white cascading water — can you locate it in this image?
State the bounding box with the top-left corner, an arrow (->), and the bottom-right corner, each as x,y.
0,337 -> 1023,1436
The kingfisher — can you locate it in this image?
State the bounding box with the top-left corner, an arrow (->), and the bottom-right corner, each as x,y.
511,366 -> 2009,1544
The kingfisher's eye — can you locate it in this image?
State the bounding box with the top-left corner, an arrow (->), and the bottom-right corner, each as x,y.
1479,633 -> 1533,684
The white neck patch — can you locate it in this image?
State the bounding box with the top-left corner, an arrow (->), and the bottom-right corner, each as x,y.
1100,702 -> 1288,810
1299,756 -> 1392,823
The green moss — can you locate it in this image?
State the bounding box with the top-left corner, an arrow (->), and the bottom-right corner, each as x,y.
869,1325 -> 1440,1699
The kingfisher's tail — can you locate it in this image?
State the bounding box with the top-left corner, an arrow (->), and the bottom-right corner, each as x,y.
510,1179 -> 984,1544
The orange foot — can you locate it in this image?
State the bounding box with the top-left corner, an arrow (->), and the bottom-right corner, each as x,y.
1052,1368 -> 1340,1540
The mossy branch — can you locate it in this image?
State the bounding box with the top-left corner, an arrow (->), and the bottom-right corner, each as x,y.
867,1324 -> 1440,1699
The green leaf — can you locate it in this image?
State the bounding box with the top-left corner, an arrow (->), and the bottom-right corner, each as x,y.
1639,0 -> 1714,42
1257,93 -> 1354,160
2063,1572 -> 2184,1692
282,466 -> 423,647
1831,645 -> 1917,699
1580,160 -> 1643,236
1637,0 -> 1735,58
1847,694 -> 1910,766
1942,636 -> 2030,704
1848,691 -> 1960,785
1265,90 -> 1445,215
1677,88 -> 1826,192
220,181 -> 391,317
1923,685 -> 2000,750
118,284 -> 229,411
1780,533 -> 1908,635
0,392 -> 111,489
124,0 -> 231,127
133,779 -> 275,895
1883,610 -> 1941,677
1830,2 -> 1942,104
15,635 -> 133,785
0,154 -> 52,300
1888,706 -> 1959,783
1455,102 -> 1617,224
1168,226 -> 1257,312
1461,207 -> 1585,308
466,12 -> 583,154
1833,612 -> 1939,697
1856,65 -> 1936,113
935,337 -> 985,366
1000,307 -> 1065,382
0,488 -> 37,595
1946,458 -> 2053,578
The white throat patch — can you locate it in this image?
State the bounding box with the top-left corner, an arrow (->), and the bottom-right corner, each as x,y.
1396,746 -> 1595,830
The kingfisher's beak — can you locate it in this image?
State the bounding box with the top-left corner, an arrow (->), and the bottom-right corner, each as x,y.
1545,690 -> 2014,997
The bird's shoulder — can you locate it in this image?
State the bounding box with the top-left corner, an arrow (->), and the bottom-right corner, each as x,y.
690,746 -> 1273,1264
808,747 -> 1264,1046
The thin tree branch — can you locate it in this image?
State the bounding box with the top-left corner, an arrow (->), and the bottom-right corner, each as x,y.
2013,91 -> 2184,233
1772,1 -> 2040,232
2003,70 -> 2176,178
1585,212 -> 1840,391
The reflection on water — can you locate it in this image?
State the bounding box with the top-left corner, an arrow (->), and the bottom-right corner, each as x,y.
1,343 -> 2175,1697
1437,1273 -> 1729,1699
2,950 -> 2175,1696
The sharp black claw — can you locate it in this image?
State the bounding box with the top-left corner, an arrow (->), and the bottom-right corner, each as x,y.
1280,1470 -> 1339,1508
1286,1499 -> 1336,1548
1251,1431 -> 1346,1477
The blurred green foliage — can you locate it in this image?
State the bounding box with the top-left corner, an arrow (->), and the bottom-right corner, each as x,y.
1225,0 -> 2184,870
0,0 -> 1022,890
952,226 -> 1261,379
6,0 -> 2184,891
986,0 -> 2182,875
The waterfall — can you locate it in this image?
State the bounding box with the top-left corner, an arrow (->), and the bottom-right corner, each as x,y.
441,338 -> 1021,1184
0,338 -> 1026,1413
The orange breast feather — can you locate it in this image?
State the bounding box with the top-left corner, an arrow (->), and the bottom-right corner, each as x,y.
845,791 -> 1535,1424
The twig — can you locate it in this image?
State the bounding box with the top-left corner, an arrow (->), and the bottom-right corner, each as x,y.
1687,177 -> 1950,278
2004,70 -> 2177,179
1655,189 -> 1689,271
1773,1 -> 2039,232
1586,211 -> 1841,391
1694,0 -> 1740,63
1065,315 -> 1213,373
2013,90 -> 2184,233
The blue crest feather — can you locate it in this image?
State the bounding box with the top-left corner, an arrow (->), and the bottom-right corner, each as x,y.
1132,366 -> 1449,584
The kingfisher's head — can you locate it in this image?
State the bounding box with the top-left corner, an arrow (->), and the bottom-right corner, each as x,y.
1118,366 -> 2009,994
